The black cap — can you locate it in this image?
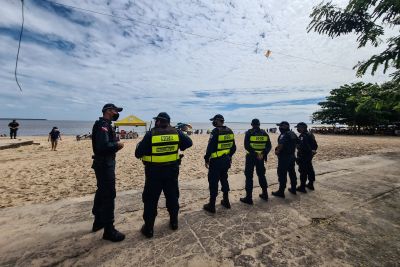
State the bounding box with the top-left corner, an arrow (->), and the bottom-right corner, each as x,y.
153,112 -> 171,122
251,118 -> 260,126
276,121 -> 290,127
102,103 -> 123,112
210,114 -> 224,121
295,122 -> 308,128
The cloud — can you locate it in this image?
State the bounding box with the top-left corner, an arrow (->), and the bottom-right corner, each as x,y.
0,0 -> 392,121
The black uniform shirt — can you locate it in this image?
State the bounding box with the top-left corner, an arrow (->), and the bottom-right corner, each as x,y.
297,131 -> 318,157
277,130 -> 298,157
135,127 -> 193,159
8,122 -> 19,129
204,126 -> 237,163
92,117 -> 118,157
244,128 -> 272,158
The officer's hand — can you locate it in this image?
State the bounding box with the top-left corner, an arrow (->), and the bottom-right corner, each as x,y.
205,162 -> 209,169
117,142 -> 124,150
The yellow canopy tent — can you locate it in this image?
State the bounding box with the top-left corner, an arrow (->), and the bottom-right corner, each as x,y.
114,115 -> 147,130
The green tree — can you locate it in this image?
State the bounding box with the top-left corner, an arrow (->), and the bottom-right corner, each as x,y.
313,82 -> 400,128
308,0 -> 400,81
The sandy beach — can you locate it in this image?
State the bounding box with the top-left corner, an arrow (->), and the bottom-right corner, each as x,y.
0,134 -> 400,208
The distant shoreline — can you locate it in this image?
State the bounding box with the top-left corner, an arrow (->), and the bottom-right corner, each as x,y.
0,118 -> 47,121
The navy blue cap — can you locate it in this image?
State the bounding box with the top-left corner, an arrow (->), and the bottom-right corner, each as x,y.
276,121 -> 290,127
295,122 -> 308,128
251,118 -> 260,125
210,114 -> 224,121
153,112 -> 171,122
102,103 -> 123,112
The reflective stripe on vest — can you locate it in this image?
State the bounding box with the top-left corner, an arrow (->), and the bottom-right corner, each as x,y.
210,132 -> 234,159
142,132 -> 180,163
248,134 -> 269,154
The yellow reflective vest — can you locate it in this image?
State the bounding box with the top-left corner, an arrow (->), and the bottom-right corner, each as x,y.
142,127 -> 180,164
248,129 -> 269,154
210,127 -> 235,159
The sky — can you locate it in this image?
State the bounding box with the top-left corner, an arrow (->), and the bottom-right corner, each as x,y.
0,0 -> 393,122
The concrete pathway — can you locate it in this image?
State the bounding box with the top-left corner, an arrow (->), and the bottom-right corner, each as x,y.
0,152 -> 399,266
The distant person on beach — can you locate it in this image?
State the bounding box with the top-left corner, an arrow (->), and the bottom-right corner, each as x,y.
240,119 -> 272,205
91,103 -> 125,242
295,122 -> 318,192
8,119 -> 19,139
135,112 -> 192,238
272,121 -> 298,198
203,114 -> 236,213
48,127 -> 61,151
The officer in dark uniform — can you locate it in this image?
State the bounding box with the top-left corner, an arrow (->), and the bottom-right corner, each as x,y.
91,103 -> 125,242
135,112 -> 192,238
272,121 -> 298,198
295,122 -> 318,192
240,119 -> 272,205
203,114 -> 236,213
8,119 -> 19,139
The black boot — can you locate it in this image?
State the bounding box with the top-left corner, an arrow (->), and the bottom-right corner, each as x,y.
103,225 -> 125,242
221,193 -> 231,209
306,182 -> 315,191
296,185 -> 307,193
140,223 -> 154,238
169,215 -> 178,231
92,219 -> 104,232
203,198 -> 216,213
272,188 -> 285,198
259,188 -> 269,201
288,186 -> 297,195
240,194 -> 254,205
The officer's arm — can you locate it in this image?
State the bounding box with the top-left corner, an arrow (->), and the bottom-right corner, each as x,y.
230,137 -> 236,157
178,130 -> 193,151
275,135 -> 286,155
310,133 -> 318,151
135,132 -> 151,158
264,134 -> 272,155
244,131 -> 256,155
94,123 -> 118,155
204,129 -> 218,163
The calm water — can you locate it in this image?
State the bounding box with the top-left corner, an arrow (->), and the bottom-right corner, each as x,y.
0,120 -> 307,136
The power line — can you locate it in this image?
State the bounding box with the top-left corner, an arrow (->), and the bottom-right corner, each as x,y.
51,1 -> 253,48
15,0 -> 25,92
49,1 -> 353,71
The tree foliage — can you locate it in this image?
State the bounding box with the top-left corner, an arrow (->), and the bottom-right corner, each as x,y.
308,0 -> 400,81
312,81 -> 400,127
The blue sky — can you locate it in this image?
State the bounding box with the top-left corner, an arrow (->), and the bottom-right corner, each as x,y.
0,0 -> 392,122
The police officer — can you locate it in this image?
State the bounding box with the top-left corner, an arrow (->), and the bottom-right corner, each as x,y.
272,121 -> 298,198
135,112 -> 192,238
91,103 -> 125,242
203,114 -> 236,213
295,122 -> 318,192
8,119 -> 19,139
240,119 -> 272,205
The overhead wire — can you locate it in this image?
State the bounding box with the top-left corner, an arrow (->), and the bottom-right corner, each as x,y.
50,1 -> 353,71
15,0 -> 25,91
